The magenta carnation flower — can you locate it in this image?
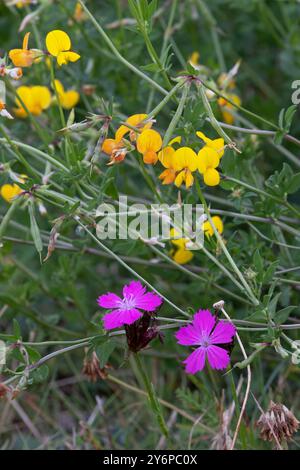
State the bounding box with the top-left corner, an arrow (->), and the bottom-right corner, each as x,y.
175,309 -> 236,374
97,281 -> 163,330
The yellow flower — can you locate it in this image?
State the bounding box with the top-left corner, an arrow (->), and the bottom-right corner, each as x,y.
158,137 -> 181,185
46,30 -> 80,66
173,147 -> 198,188
53,80 -> 79,109
101,138 -> 128,165
170,228 -> 194,265
13,85 -> 51,118
218,94 -> 241,124
9,32 -> 42,68
189,51 -> 200,67
115,114 -> 152,143
202,216 -> 224,237
73,2 -> 87,22
198,147 -> 220,186
0,183 -> 22,202
196,131 -> 225,158
15,0 -> 34,7
136,129 -> 162,164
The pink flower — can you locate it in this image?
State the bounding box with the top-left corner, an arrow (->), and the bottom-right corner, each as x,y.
97,281 -> 163,330
175,309 -> 236,374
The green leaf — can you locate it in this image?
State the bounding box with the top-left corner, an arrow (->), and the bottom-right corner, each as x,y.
96,340 -> 117,368
28,201 -> 43,261
273,306 -> 297,325
13,319 -> 21,340
30,365 -> 49,384
288,172 -> 300,194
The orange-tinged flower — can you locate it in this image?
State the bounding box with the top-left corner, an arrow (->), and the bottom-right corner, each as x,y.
158,136 -> 181,185
172,147 -> 198,189
136,129 -> 162,164
73,2 -> 87,22
53,79 -> 79,109
115,114 -> 152,143
202,216 -> 224,237
218,94 -> 241,124
196,131 -> 225,158
13,85 -> 51,118
101,138 -> 127,165
198,147 -> 220,186
9,32 -> 42,67
46,30 -> 80,66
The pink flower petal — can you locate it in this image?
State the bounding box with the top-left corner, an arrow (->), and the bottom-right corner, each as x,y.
193,309 -> 216,336
123,280 -> 145,299
206,345 -> 230,370
175,324 -> 202,346
134,292 -> 162,312
102,308 -> 143,330
97,293 -> 122,309
183,347 -> 206,374
210,320 -> 236,344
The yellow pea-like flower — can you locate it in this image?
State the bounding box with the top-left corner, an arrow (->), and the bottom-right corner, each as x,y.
46,30 -> 80,66
14,85 -> 51,118
136,129 -> 162,164
197,147 -> 220,187
53,80 -> 80,109
170,228 -> 194,265
115,114 -> 151,143
202,216 -> 224,238
0,183 -> 22,203
196,131 -> 225,158
9,32 -> 42,68
172,147 -> 198,189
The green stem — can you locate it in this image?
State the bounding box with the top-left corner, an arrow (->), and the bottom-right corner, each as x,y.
133,353 -> 169,438
163,83 -> 190,146
77,0 -> 168,96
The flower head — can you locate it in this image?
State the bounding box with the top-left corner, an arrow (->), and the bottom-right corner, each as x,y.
13,85 -> 51,118
9,32 -> 42,67
125,313 -> 161,353
97,280 -> 163,330
175,309 -> 236,374
202,216 -> 224,238
46,30 -> 80,66
101,138 -> 128,165
170,227 -> 194,264
257,401 -> 299,447
53,79 -> 80,109
82,351 -> 109,382
198,147 -> 220,186
173,147 -> 198,188
136,129 -> 162,164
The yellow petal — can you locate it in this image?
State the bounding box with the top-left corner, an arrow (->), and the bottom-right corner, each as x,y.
31,86 -> 51,110
116,113 -> 149,142
57,51 -> 80,66
53,79 -> 65,95
173,248 -> 194,264
158,168 -> 176,185
212,216 -> 224,234
168,136 -> 181,146
0,183 -> 22,202
174,170 -> 185,188
203,168 -> 220,186
173,147 -> 198,172
158,146 -> 175,168
136,129 -> 162,154
197,147 -> 220,172
61,90 -> 80,109
185,170 -> 194,189
9,49 -> 35,67
170,228 -> 186,248
22,32 -> 30,50
196,131 -> 225,158
46,30 -> 71,56
102,138 -> 118,155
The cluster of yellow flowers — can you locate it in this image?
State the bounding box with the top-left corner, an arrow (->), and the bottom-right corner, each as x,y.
102,114 -> 225,188
0,30 -> 80,119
